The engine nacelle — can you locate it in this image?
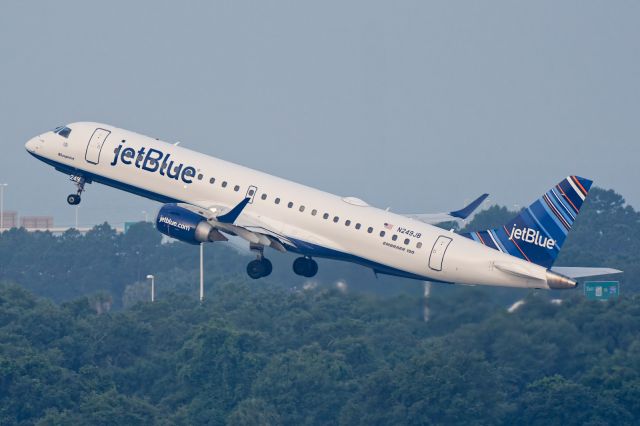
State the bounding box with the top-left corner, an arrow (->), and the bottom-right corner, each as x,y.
156,204 -> 224,245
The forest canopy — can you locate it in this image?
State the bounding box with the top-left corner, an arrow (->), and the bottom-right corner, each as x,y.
0,187 -> 637,425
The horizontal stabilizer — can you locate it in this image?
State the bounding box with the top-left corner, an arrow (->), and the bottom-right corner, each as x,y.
551,267 -> 622,279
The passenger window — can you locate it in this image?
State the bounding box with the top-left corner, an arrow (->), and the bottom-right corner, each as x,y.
311,209 -> 318,216
209,177 -> 216,184
417,242 -> 423,249
299,206 -> 305,212
367,227 -> 373,233
379,231 -> 386,237
345,220 -> 351,226
197,174 -> 204,181
248,189 -> 255,196
261,194 -> 267,200
222,181 -> 228,188
288,202 -> 293,208
234,185 -> 240,192
333,216 -> 339,223
275,198 -> 281,204
404,238 -> 410,245
392,235 -> 398,241
323,213 -> 329,220
355,223 -> 361,230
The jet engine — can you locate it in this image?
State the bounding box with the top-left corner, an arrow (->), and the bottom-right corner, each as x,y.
156,204 -> 227,244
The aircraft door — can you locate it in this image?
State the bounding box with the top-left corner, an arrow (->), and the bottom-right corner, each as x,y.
85,128 -> 111,165
429,236 -> 452,271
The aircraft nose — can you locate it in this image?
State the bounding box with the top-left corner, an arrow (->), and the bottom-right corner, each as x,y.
25,137 -> 39,153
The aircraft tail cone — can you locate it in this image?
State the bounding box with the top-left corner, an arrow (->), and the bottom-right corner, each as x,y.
546,270 -> 578,290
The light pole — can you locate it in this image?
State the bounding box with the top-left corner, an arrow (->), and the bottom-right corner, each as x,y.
146,274 -> 155,302
200,243 -> 204,302
0,183 -> 7,231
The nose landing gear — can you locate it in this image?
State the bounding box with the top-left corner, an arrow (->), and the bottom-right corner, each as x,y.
67,175 -> 86,206
67,194 -> 81,205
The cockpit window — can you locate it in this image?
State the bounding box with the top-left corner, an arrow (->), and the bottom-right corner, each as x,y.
53,126 -> 72,138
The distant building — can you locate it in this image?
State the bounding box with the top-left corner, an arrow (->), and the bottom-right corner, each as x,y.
20,216 -> 54,230
1,211 -> 18,229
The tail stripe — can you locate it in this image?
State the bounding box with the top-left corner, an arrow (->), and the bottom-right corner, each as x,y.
560,178 -> 585,208
460,176 -> 593,268
567,178 -> 586,201
570,176 -> 588,198
550,187 -> 576,221
543,193 -> 571,230
531,199 -> 566,240
487,230 -> 504,252
556,184 -> 579,214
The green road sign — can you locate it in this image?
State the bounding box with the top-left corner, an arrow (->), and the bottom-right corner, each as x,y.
584,281 -> 620,301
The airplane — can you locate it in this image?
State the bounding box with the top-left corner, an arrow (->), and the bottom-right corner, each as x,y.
25,122 -> 620,289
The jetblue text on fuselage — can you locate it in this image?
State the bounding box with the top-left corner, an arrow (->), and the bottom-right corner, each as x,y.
110,143 -> 197,184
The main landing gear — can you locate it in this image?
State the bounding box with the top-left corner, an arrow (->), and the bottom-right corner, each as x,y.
293,256 -> 318,278
246,245 -> 273,279
244,245 -> 319,280
67,175 -> 86,206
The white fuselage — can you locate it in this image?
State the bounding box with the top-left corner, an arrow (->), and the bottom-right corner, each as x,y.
25,122 -> 553,289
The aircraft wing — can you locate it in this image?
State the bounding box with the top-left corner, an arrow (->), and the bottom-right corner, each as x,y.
176,199 -> 294,252
403,193 -> 489,224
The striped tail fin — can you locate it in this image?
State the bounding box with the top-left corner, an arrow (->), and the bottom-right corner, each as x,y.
461,176 -> 592,269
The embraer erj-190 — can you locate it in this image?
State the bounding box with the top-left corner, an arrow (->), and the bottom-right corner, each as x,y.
25,123 -> 620,289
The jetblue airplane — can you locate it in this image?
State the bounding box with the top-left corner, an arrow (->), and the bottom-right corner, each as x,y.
25,122 -> 619,289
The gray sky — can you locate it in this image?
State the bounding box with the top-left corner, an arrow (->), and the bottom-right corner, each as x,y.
1,1 -> 639,228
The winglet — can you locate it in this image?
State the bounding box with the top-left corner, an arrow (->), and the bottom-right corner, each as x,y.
449,193 -> 489,219
217,198 -> 251,224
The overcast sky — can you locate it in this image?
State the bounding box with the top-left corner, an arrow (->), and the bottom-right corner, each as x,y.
1,1 -> 638,228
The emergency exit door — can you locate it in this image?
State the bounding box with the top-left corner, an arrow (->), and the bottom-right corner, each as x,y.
85,128 -> 111,165
429,236 -> 452,271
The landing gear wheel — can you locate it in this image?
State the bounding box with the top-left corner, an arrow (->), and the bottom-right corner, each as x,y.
67,194 -> 81,205
261,258 -> 273,277
293,257 -> 318,278
246,258 -> 273,279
